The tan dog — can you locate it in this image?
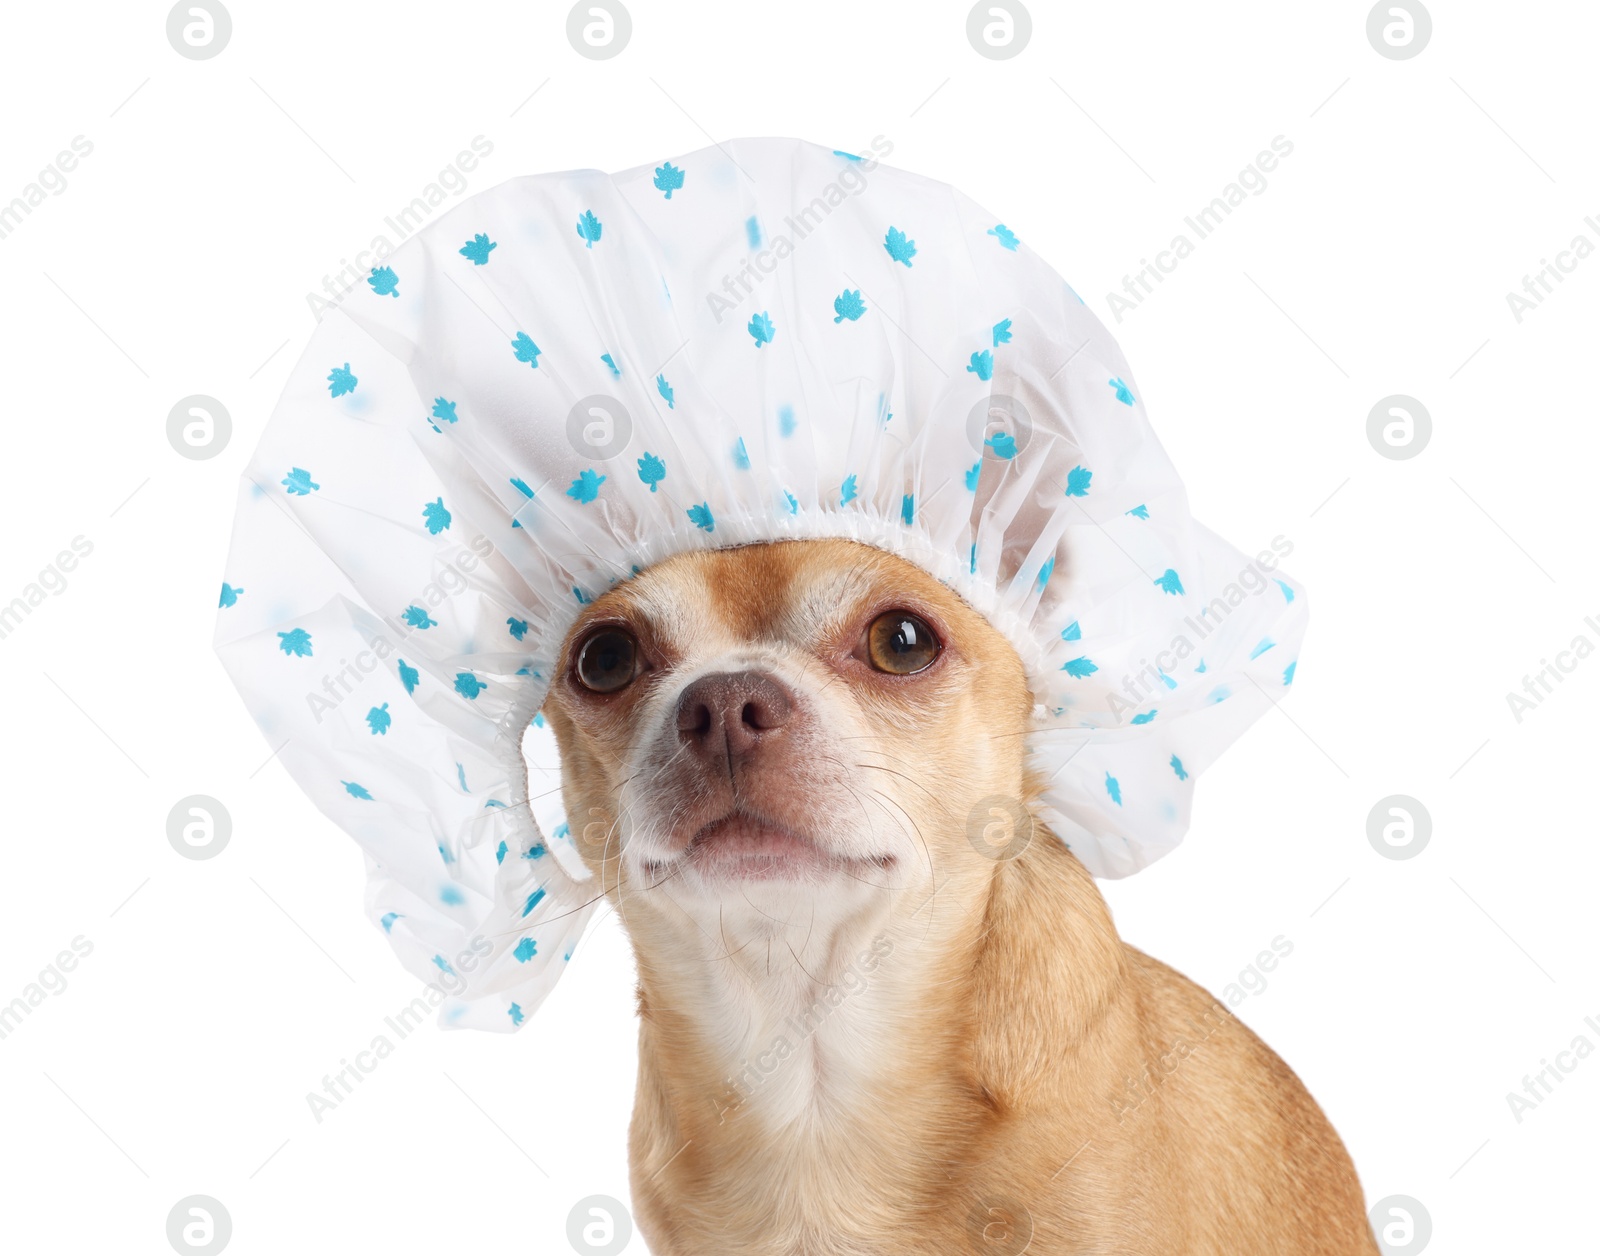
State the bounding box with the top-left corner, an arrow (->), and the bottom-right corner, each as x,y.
541,537 -> 1375,1255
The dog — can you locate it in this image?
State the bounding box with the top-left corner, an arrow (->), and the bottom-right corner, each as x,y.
541,536 -> 1375,1255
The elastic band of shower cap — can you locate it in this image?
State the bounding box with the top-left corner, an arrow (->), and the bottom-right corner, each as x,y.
215,137 -> 1308,1031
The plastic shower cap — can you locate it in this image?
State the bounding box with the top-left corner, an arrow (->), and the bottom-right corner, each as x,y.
216,137 -> 1307,1030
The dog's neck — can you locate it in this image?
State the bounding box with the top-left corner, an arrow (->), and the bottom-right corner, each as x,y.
623,836 -> 1131,1249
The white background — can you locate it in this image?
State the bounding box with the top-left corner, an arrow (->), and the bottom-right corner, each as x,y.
2,1 -> 1595,1252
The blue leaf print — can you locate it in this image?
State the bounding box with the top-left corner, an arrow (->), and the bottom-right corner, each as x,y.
219,582 -> 243,608
1126,504 -> 1149,519
432,397 -> 458,425
1283,661 -> 1297,685
514,937 -> 538,962
988,224 -> 1020,251
524,843 -> 546,860
1104,772 -> 1122,806
964,462 -> 983,491
1195,659 -> 1207,674
1062,656 -> 1097,677
902,494 -> 915,525
380,911 -> 400,931
575,209 -> 602,247
511,331 -> 541,368
282,467 -> 320,496
397,658 -> 419,694
368,266 -> 400,298
1037,555 -> 1055,589
1209,685 -> 1231,704
600,352 -> 621,377
495,841 -> 508,865
573,587 -> 591,605
277,628 -> 313,657
884,226 -> 917,266
969,543 -> 978,574
1061,622 -> 1082,644
1065,466 -> 1092,497
748,310 -> 775,347
1154,569 -> 1184,596
833,289 -> 867,322
508,1002 -> 525,1026
1158,669 -> 1176,690
784,490 -> 799,514
343,780 -> 373,800
1109,377 -> 1135,405
455,672 -> 484,700
840,474 -> 858,506
732,438 -> 750,470
366,703 -> 391,735
510,476 -> 534,499
986,431 -> 1018,460
638,451 -> 666,491
1250,637 -> 1275,659
1170,754 -> 1188,781
440,885 -> 464,906
687,502 -> 715,533
653,161 -> 685,198
422,497 -> 452,535
1276,579 -> 1295,603
567,469 -> 606,503
656,374 -> 675,409
522,887 -> 546,917
327,363 -> 357,396
746,216 -> 762,249
992,318 -> 1013,346
1131,710 -> 1157,725
402,605 -> 437,630
507,617 -> 528,641
967,350 -> 994,381
778,404 -> 797,437
459,233 -> 497,265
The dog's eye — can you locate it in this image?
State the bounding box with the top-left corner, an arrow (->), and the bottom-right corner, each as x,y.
866,612 -> 940,675
575,628 -> 638,693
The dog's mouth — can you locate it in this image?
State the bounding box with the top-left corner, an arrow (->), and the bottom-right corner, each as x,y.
644,810 -> 895,883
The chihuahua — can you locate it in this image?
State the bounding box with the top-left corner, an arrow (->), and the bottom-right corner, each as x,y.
541,537 -> 1375,1255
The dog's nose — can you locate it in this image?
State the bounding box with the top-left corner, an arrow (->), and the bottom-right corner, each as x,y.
675,671 -> 794,765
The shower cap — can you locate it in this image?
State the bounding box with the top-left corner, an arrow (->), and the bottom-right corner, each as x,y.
215,138 -> 1306,1030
